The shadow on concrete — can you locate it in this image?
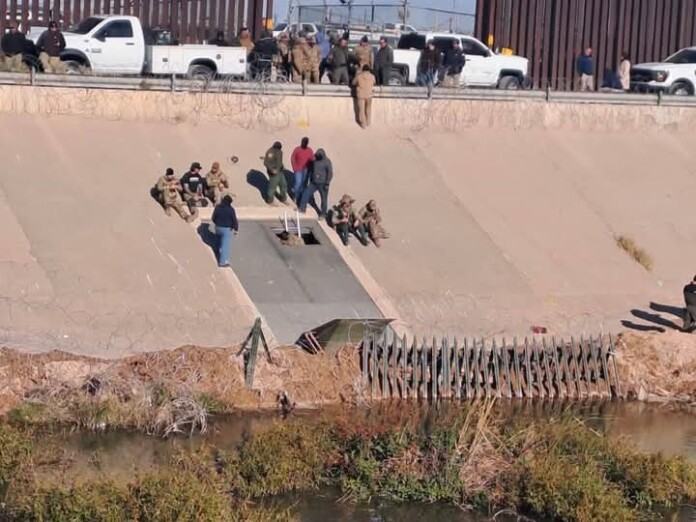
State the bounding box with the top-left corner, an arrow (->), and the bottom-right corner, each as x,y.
650,301 -> 685,319
246,169 -> 268,200
627,308 -> 682,331
620,320 -> 665,333
197,222 -> 218,260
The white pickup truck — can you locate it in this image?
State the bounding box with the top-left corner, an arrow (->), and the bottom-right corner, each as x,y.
391,32 -> 529,89
630,47 -> 696,96
33,15 -> 247,78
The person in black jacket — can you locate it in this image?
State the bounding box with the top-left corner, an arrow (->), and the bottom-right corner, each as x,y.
1,25 -> 28,72
251,30 -> 279,80
298,148 -> 333,220
417,40 -> 441,86
442,39 -> 465,87
211,195 -> 238,268
683,275 -> 696,332
208,30 -> 230,46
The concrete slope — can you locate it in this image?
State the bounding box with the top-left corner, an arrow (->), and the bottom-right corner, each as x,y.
1,93 -> 695,354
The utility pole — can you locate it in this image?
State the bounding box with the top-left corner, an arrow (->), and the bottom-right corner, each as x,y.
402,0 -> 408,27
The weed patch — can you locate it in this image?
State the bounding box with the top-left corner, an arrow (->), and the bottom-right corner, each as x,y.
616,235 -> 654,271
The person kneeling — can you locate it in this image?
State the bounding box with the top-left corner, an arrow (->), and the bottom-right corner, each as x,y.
359,199 -> 389,247
331,194 -> 368,246
156,168 -> 195,223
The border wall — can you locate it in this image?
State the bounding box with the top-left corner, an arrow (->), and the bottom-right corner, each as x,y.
1,0 -> 273,43
475,0 -> 696,90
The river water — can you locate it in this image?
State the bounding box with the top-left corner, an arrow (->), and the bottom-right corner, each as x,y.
38,401 -> 696,521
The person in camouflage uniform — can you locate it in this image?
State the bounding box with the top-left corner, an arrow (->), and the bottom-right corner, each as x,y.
331,194 -> 369,246
291,36 -> 307,83
156,168 -> 194,223
276,33 -> 292,80
358,199 -> 389,247
305,35 -> 322,83
205,161 -> 231,204
355,36 -> 374,70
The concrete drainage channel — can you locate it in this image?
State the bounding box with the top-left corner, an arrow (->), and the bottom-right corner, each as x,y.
195,207 -> 389,346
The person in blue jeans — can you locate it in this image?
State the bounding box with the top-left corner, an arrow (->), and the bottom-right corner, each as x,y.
298,148 -> 333,220
211,195 -> 238,267
290,136 -> 314,203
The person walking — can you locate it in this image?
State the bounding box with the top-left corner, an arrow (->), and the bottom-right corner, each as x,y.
211,195 -> 238,268
298,148 -> 333,219
576,47 -> 594,91
353,64 -> 376,128
375,36 -> 394,86
683,275 -> 696,332
290,137 -> 314,203
36,22 -> 66,73
263,141 -> 290,205
619,51 -> 631,91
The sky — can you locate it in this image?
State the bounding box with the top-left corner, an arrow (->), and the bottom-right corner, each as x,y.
274,0 -> 478,34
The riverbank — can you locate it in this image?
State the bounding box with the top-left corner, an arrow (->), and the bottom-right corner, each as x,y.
1,404 -> 695,521
1,330 -> 696,432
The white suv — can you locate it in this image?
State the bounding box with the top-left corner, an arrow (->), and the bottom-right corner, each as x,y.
631,47 -> 696,96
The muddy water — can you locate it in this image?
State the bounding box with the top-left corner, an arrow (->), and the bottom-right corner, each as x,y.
38,402 -> 696,521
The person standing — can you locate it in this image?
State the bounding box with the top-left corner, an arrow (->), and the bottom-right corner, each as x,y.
276,33 -> 292,81
375,36 -> 393,86
236,26 -> 255,56
328,37 -> 350,85
355,36 -> 374,70
298,148 -> 333,220
576,47 -> 594,91
442,40 -> 465,87
291,36 -> 307,83
353,64 -> 376,128
211,195 -> 238,268
619,51 -> 631,91
1,25 -> 28,72
683,275 -> 696,332
36,22 -> 66,73
316,32 -> 331,81
305,36 -> 322,83
290,137 -> 314,203
208,30 -> 230,46
263,141 -> 289,205
417,40 -> 441,86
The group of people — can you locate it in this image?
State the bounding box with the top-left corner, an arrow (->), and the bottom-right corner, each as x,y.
416,39 -> 466,87
1,21 -> 66,73
576,46 -> 632,92
263,137 -> 388,247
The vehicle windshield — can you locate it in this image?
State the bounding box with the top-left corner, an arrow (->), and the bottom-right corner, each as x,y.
665,49 -> 696,64
273,23 -> 287,31
69,17 -> 104,34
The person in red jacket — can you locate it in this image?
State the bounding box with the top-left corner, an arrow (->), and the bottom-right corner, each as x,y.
290,137 -> 314,203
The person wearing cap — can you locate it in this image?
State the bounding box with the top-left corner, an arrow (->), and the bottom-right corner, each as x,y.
1,25 -> 28,72
375,36 -> 394,86
355,36 -> 374,70
205,161 -> 231,205
211,194 -> 238,268
276,33 -> 292,80
359,200 -> 389,247
36,22 -> 66,74
298,148 -> 333,220
236,26 -> 254,55
304,35 -> 321,83
156,168 -> 194,223
291,36 -> 308,83
251,30 -> 278,79
328,37 -> 350,85
683,275 -> 696,332
263,141 -> 290,205
352,64 -> 375,128
180,162 -> 208,214
331,194 -> 368,247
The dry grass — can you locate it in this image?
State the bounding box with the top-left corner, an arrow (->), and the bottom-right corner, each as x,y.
615,235 -> 654,271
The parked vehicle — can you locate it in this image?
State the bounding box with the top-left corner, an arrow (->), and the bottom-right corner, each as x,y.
631,47 -> 696,96
391,32 -> 528,89
272,22 -> 321,38
30,15 -> 247,78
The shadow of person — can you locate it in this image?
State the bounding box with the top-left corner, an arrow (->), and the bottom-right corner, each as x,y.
352,97 -> 361,125
246,169 -> 268,201
196,222 -> 218,259
630,309 -> 682,331
621,320 -> 666,333
650,302 -> 685,319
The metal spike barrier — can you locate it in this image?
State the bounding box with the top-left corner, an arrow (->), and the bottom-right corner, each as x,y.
360,333 -> 621,401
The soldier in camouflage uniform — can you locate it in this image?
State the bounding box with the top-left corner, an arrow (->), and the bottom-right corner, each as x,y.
331,194 -> 369,246
358,199 -> 389,247
291,36 -> 307,83
276,33 -> 292,81
205,161 -> 231,204
305,36 -> 322,83
156,168 -> 194,223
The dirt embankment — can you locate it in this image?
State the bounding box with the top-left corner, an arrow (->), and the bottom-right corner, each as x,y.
0,344 -> 363,417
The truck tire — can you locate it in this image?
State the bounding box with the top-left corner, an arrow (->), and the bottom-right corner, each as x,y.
63,60 -> 87,75
498,75 -> 521,90
668,81 -> 693,96
187,64 -> 215,81
388,70 -> 406,86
